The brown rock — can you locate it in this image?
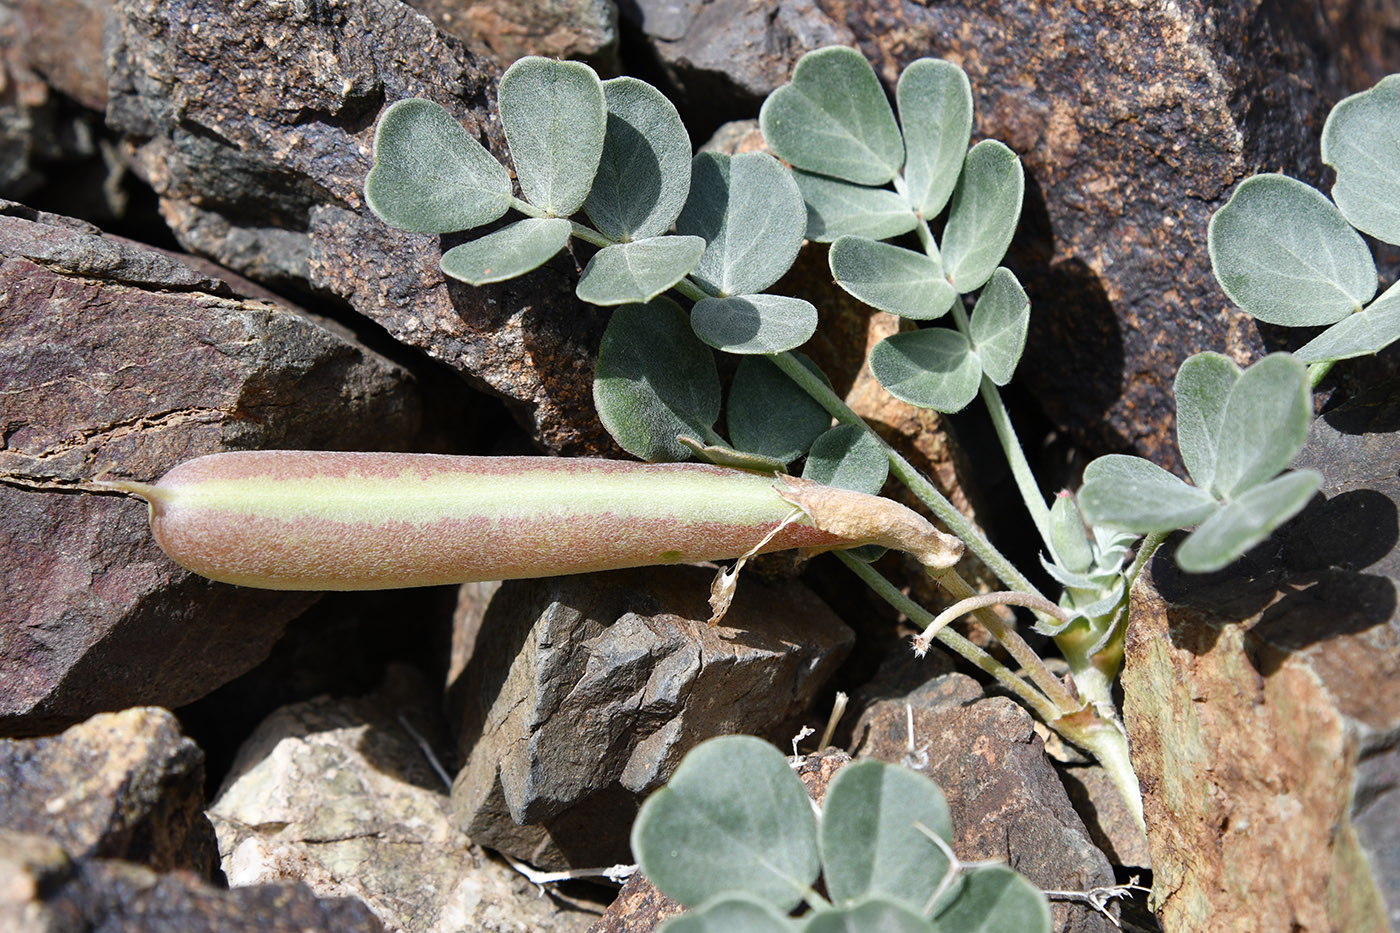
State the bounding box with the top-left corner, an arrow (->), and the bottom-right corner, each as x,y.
0,204 -> 419,734
208,666 -> 596,933
1121,383 -> 1400,932
10,0 -> 109,112
853,673 -> 1117,933
448,565 -> 854,868
0,829 -> 387,933
404,0 -> 618,67
105,0 -> 617,454
0,708 -> 217,877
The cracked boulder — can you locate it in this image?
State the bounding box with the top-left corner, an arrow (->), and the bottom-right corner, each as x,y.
0,203 -> 420,734
207,666 -> 595,933
448,565 -> 854,869
105,0 -> 616,454
1123,381 -> 1400,932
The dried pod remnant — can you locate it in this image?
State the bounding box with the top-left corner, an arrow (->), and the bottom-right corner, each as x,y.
106,451 -> 942,591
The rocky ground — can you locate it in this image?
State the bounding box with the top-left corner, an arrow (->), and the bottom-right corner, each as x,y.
3,1 -> 1399,931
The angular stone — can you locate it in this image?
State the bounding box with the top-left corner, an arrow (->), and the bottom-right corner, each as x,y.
0,829 -> 387,933
405,0 -> 618,66
1122,382 -> 1400,932
853,672 -> 1117,933
0,204 -> 419,734
105,0 -> 616,454
0,707 -> 217,876
208,667 -> 595,933
449,565 -> 854,868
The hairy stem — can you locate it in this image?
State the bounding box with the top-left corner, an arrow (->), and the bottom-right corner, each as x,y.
978,376 -> 1055,552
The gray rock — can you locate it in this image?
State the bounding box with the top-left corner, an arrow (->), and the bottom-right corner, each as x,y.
449,565 -> 854,868
105,0 -> 617,454
0,707 -> 217,877
1122,381 -> 1400,932
0,829 -> 387,933
853,673 -> 1117,933
0,205 -> 419,734
208,667 -> 595,933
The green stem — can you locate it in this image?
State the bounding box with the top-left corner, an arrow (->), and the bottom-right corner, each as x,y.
1307,359 -> 1336,389
978,376 -> 1054,553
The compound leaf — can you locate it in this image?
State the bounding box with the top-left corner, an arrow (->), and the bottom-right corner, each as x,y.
967,267 -> 1030,384
1175,469 -> 1322,573
941,141 -> 1024,293
632,735 -> 819,912
439,217 -> 572,284
498,57 -> 606,216
577,236 -> 706,305
584,77 -> 693,240
829,237 -> 957,320
793,171 -> 919,242
1078,454 -> 1219,533
819,760 -> 952,911
802,900 -> 934,933
1208,173 -> 1377,326
658,895 -> 796,933
1296,280 -> 1400,363
932,866 -> 1051,933
1211,353 -> 1311,499
869,328 -> 983,413
803,424 -> 889,497
1321,73 -> 1400,246
691,294 -> 818,355
594,298 -> 720,462
728,354 -> 832,465
678,151 -> 807,296
759,46 -> 904,186
897,58 -> 973,219
365,98 -> 512,234
1173,351 -> 1240,496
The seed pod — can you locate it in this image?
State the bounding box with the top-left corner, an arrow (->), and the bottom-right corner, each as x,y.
103,451 -> 958,591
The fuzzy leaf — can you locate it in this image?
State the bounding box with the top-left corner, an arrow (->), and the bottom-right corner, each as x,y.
1321,73 -> 1400,246
897,58 -> 973,219
1048,492 -> 1093,575
802,901 -> 934,933
967,267 -> 1030,384
364,98 -> 512,234
584,77 -> 693,240
678,151 -> 807,296
792,172 -> 919,242
932,866 -> 1051,933
632,736 -> 819,911
728,355 -> 832,465
1211,353 -> 1311,499
869,328 -> 982,413
1078,455 -> 1219,533
593,298 -> 720,461
659,895 -> 796,933
498,57 -> 607,216
691,295 -> 818,355
1208,173 -> 1377,325
1296,280 -> 1400,363
439,217 -> 572,284
941,141 -> 1024,293
829,237 -> 957,320
759,46 -> 904,186
1173,351 -> 1240,496
803,425 -> 889,496
1175,470 -> 1322,573
819,760 -> 952,911
577,236 -> 706,305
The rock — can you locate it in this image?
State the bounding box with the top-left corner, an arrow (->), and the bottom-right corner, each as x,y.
0,707 -> 217,877
852,672 -> 1117,933
632,0 -> 1400,466
105,0 -> 617,454
448,565 -> 854,868
0,829 -> 387,933
207,666 -> 596,933
1122,381 -> 1400,932
0,204 -> 419,734
404,0 -> 618,67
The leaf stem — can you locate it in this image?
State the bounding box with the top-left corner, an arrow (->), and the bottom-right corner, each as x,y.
1307,359 -> 1336,389
977,375 -> 1055,553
